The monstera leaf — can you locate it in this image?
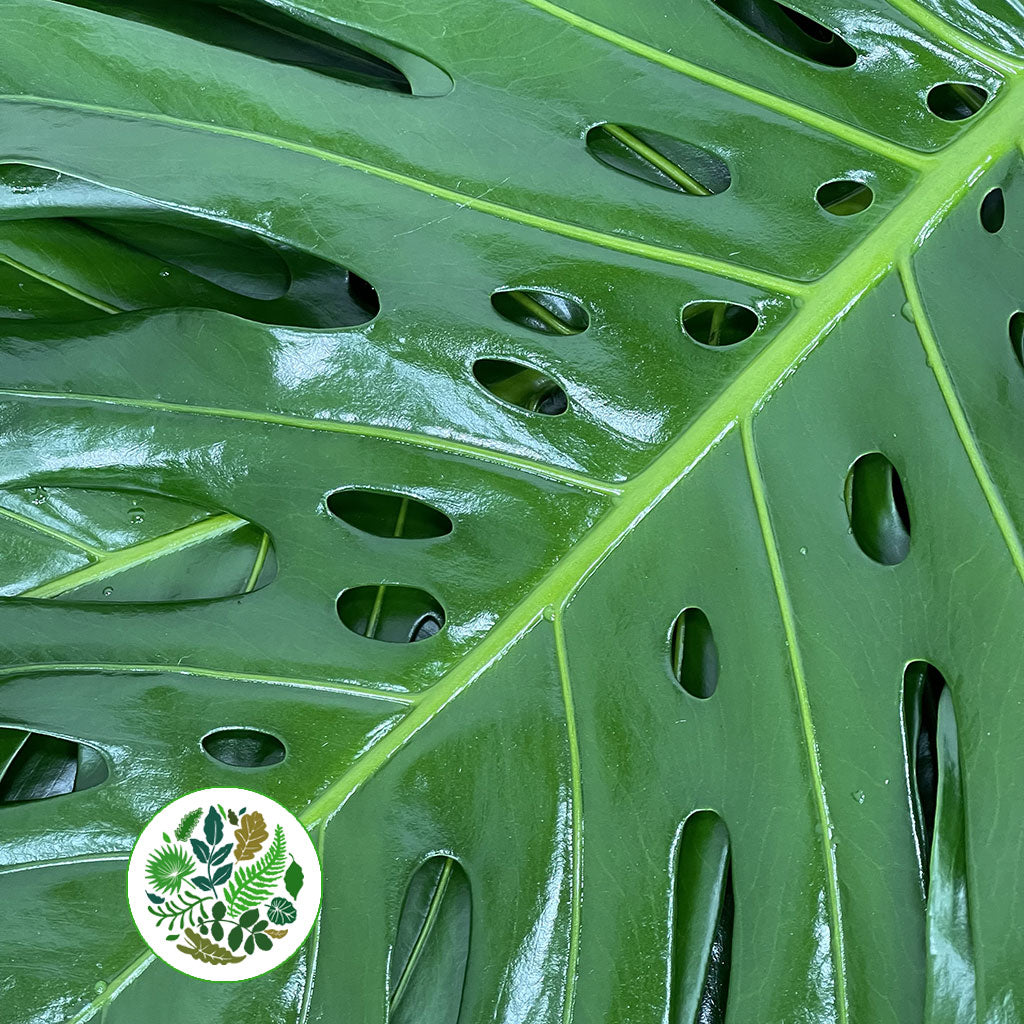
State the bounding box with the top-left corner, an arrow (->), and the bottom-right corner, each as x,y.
1,0 -> 1023,1022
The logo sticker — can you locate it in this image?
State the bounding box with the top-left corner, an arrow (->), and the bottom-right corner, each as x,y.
127,787 -> 322,982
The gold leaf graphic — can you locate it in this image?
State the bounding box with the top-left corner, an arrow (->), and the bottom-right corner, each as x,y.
176,927 -> 245,965
265,928 -> 289,939
233,811 -> 268,861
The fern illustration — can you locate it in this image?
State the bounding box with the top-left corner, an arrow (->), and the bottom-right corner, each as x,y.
174,808 -> 202,841
223,825 -> 286,916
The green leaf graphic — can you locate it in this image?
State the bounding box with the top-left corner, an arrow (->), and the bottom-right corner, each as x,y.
204,806 -> 224,847
223,826 -> 287,916
266,898 -> 296,926
283,858 -> 304,901
173,808 -> 202,842
144,844 -> 196,896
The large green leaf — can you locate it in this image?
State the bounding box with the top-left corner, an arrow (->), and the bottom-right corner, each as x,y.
0,0 -> 1022,1021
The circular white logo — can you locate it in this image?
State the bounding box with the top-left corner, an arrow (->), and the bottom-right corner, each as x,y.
127,787 -> 322,982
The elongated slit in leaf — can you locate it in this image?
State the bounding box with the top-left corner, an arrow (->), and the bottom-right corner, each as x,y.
1010,312 -> 1024,366
0,485 -> 277,602
670,811 -> 734,1024
903,665 -> 976,1019
56,0 -> 453,96
472,359 -> 568,415
903,660 -> 944,885
845,453 -> 911,565
0,729 -> 108,803
327,490 -> 453,539
390,856 -> 471,1023
337,585 -> 445,643
926,83 -> 988,121
202,728 -> 285,768
0,164 -> 379,327
490,288 -> 589,336
585,124 -> 731,196
670,607 -> 720,698
712,0 -> 857,66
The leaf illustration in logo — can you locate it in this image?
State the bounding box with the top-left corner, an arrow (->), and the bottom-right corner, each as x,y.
173,808 -> 202,841
265,928 -> 288,939
227,809 -> 238,826
145,844 -> 196,895
227,925 -> 243,952
284,858 -> 304,900
211,862 -> 233,886
146,892 -> 164,905
176,927 -> 245,965
224,825 -> 286,915
210,842 -> 233,866
190,838 -> 211,864
190,875 -> 214,892
267,897 -> 296,926
204,806 -> 224,847
254,933 -> 273,951
233,811 -> 268,861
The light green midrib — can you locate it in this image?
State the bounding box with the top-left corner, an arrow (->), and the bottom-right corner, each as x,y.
740,417 -> 849,1021
17,512 -> 243,598
898,260 -> 1024,583
0,94 -> 802,295
0,388 -> 621,497
389,856 -> 455,1012
56,45 -> 1024,1024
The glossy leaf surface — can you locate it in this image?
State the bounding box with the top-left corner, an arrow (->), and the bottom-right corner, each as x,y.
0,0 -> 1023,1022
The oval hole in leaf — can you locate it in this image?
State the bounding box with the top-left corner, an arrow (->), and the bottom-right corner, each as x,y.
682,301 -> 759,347
816,179 -> 873,216
927,82 -> 988,121
201,728 -> 286,769
845,453 -> 911,565
980,188 -> 1005,233
1010,311 -> 1024,366
337,585 -> 445,643
389,856 -> 471,1022
586,124 -> 731,196
0,164 -> 379,328
57,0 -> 453,96
0,729 -> 108,803
670,810 -> 734,1024
669,607 -> 720,699
472,358 -> 569,415
326,490 -> 453,539
0,485 -> 277,602
712,0 -> 856,66
490,288 -> 589,336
